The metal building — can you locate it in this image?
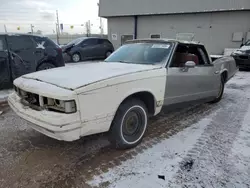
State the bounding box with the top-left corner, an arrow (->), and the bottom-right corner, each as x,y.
99,0 -> 250,54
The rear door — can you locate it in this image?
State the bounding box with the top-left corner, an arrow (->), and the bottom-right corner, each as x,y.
7,35 -> 36,80
0,35 -> 12,89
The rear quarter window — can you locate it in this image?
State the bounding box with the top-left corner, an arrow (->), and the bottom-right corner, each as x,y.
104,39 -> 112,46
32,36 -> 58,48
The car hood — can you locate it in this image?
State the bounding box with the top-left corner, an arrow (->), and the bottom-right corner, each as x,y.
22,62 -> 160,90
234,45 -> 250,54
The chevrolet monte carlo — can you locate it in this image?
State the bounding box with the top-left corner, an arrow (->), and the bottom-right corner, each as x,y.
8,39 -> 237,149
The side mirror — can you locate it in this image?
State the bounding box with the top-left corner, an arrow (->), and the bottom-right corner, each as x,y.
185,61 -> 196,68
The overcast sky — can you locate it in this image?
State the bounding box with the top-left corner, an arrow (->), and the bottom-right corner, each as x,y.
0,0 -> 107,34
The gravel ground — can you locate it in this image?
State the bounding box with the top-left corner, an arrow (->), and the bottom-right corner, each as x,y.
0,71 -> 250,188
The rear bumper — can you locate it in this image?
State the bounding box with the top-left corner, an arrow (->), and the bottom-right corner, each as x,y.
8,93 -> 82,141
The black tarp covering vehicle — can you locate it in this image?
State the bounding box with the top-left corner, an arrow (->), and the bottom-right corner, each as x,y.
0,34 -> 65,90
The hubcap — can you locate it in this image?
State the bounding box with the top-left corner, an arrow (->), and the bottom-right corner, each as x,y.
73,54 -> 80,62
124,111 -> 140,135
121,106 -> 147,144
106,52 -> 111,57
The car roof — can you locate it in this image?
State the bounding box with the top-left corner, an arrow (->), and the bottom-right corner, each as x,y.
0,32 -> 46,38
126,38 -> 203,46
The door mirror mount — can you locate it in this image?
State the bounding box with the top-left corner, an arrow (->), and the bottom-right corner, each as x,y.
185,61 -> 196,68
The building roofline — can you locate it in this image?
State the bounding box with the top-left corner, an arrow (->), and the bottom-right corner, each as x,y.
100,8 -> 250,18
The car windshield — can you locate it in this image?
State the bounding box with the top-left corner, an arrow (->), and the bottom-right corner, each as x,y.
67,37 -> 86,46
105,42 -> 173,65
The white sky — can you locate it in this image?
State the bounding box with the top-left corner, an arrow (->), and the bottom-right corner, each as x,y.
0,0 -> 107,34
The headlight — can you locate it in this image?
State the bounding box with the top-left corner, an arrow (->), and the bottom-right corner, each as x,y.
44,97 -> 77,114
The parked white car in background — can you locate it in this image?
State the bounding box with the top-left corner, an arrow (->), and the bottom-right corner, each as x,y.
8,39 -> 237,149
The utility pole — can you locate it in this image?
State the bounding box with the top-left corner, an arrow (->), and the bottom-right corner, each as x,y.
99,17 -> 104,36
86,20 -> 91,37
30,24 -> 34,34
56,10 -> 60,45
4,24 -> 7,33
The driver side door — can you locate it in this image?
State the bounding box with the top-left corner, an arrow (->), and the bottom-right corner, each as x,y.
164,44 -> 217,106
79,39 -> 98,60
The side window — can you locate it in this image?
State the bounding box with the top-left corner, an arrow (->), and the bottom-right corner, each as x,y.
0,37 -> 6,51
97,39 -> 104,45
33,36 -> 57,48
8,36 -> 34,51
170,44 -> 189,67
150,34 -> 161,39
197,47 -> 210,65
104,39 -> 112,46
83,39 -> 98,46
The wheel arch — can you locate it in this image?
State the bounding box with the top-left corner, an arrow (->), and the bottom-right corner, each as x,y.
108,90 -> 157,132
221,70 -> 228,82
36,60 -> 56,71
115,91 -> 157,118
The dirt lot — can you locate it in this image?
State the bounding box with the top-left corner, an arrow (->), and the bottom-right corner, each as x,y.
0,71 -> 250,188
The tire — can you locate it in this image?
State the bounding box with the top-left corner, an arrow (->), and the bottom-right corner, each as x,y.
209,75 -> 225,104
105,51 -> 112,58
109,98 -> 148,149
37,63 -> 55,71
72,53 -> 81,62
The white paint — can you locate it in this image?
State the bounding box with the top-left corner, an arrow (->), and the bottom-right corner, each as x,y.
88,116 -> 214,187
151,44 -> 170,49
10,63 -> 167,141
21,62 -> 162,90
36,41 -> 45,49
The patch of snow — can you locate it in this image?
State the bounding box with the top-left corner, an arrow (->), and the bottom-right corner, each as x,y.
88,115 -> 216,188
240,45 -> 250,51
0,89 -> 13,101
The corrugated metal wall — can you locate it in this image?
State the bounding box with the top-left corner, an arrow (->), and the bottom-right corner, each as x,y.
108,11 -> 250,54
100,0 -> 250,17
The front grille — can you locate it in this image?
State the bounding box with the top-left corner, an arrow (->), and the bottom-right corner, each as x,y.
25,93 -> 40,106
15,87 -> 41,110
239,55 -> 249,60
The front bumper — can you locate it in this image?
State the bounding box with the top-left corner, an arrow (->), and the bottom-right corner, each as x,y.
8,93 -> 82,141
232,55 -> 250,69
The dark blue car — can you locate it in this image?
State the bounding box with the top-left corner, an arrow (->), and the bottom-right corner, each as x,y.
62,37 -> 114,62
0,34 -> 65,90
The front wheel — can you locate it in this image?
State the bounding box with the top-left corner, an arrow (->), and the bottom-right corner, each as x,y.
105,51 -> 112,58
72,53 -> 81,62
109,98 -> 148,149
209,75 -> 225,103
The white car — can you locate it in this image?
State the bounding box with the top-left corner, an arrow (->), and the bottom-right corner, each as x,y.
8,39 -> 237,149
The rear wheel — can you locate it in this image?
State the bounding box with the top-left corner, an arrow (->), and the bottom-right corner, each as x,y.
209,75 -> 225,103
109,98 -> 148,149
105,51 -> 112,58
37,63 -> 55,71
